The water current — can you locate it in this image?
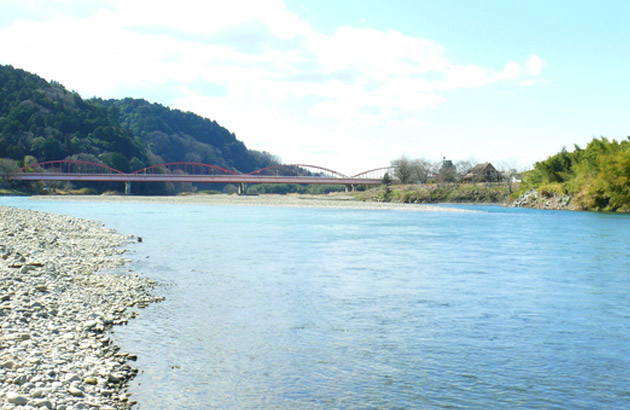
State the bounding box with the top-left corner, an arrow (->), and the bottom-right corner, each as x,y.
3,197 -> 630,409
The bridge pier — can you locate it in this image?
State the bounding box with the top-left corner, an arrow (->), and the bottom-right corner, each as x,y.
124,181 -> 131,195
238,182 -> 245,195
345,184 -> 356,192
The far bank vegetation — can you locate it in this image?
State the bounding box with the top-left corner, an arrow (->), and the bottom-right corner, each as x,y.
357,155 -> 518,204
515,137 -> 630,212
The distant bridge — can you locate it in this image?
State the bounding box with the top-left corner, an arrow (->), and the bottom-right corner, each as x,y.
5,160 -> 394,194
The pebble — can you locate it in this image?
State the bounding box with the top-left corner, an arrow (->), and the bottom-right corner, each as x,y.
30,388 -> 44,397
7,392 -> 29,405
33,399 -> 53,409
1,360 -> 16,369
67,385 -> 84,397
107,373 -> 122,384
35,284 -> 48,292
0,206 -> 161,409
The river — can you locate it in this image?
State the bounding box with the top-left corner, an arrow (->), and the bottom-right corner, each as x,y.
2,197 -> 630,409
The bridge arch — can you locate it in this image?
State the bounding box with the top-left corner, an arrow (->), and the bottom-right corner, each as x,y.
10,160 -> 127,175
131,162 -> 239,176
352,166 -> 395,179
247,164 -> 348,179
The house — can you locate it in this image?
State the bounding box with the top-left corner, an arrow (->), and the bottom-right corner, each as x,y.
463,162 -> 502,183
505,170 -> 522,183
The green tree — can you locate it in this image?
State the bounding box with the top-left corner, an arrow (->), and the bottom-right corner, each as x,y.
23,155 -> 38,167
519,137 -> 630,212
436,159 -> 457,183
99,152 -> 130,173
382,172 -> 392,186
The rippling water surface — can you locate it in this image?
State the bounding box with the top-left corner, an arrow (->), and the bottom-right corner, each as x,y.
4,198 -> 630,409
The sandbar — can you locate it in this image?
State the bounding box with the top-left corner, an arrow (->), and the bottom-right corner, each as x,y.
30,194 -> 476,212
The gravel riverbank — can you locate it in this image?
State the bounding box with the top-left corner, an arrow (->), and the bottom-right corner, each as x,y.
29,194 -> 474,212
0,206 -> 160,410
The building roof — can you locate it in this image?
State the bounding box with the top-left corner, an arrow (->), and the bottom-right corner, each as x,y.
463,162 -> 501,182
468,162 -> 495,174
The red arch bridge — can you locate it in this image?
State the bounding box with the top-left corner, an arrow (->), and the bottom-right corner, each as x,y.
5,160 -> 394,194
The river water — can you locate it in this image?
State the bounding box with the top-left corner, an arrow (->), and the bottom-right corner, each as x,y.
3,197 -> 630,409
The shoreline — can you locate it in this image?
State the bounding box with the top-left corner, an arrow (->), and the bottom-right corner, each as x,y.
27,193 -> 477,212
0,206 -> 160,409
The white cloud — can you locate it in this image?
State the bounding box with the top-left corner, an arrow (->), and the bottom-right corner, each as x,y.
444,64 -> 491,89
520,79 -> 543,87
501,61 -> 521,80
387,119 -> 424,129
526,54 -> 544,76
108,0 -> 309,39
305,27 -> 448,77
0,0 -> 546,171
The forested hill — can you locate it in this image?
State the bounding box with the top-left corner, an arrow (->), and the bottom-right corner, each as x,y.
0,64 -> 144,172
94,98 -> 276,173
0,64 -> 276,175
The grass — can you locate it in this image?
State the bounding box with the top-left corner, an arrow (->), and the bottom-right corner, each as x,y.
354,182 -> 513,204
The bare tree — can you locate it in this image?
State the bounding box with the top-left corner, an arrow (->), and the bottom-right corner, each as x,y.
410,158 -> 433,183
496,160 -> 523,193
391,156 -> 434,184
391,155 -> 413,184
454,158 -> 478,180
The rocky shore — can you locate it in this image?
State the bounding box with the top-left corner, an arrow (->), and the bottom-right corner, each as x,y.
511,189 -> 572,210
0,206 -> 161,409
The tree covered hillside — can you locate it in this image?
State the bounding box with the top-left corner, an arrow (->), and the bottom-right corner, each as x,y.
0,64 -> 276,180
518,137 -> 630,212
0,64 -> 145,172
94,98 -> 276,173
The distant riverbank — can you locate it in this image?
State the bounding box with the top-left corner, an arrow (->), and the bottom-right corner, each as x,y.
354,183 -> 512,205
29,193 -> 475,212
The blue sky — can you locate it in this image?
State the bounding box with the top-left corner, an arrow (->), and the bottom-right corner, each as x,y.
1,0 -> 628,174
